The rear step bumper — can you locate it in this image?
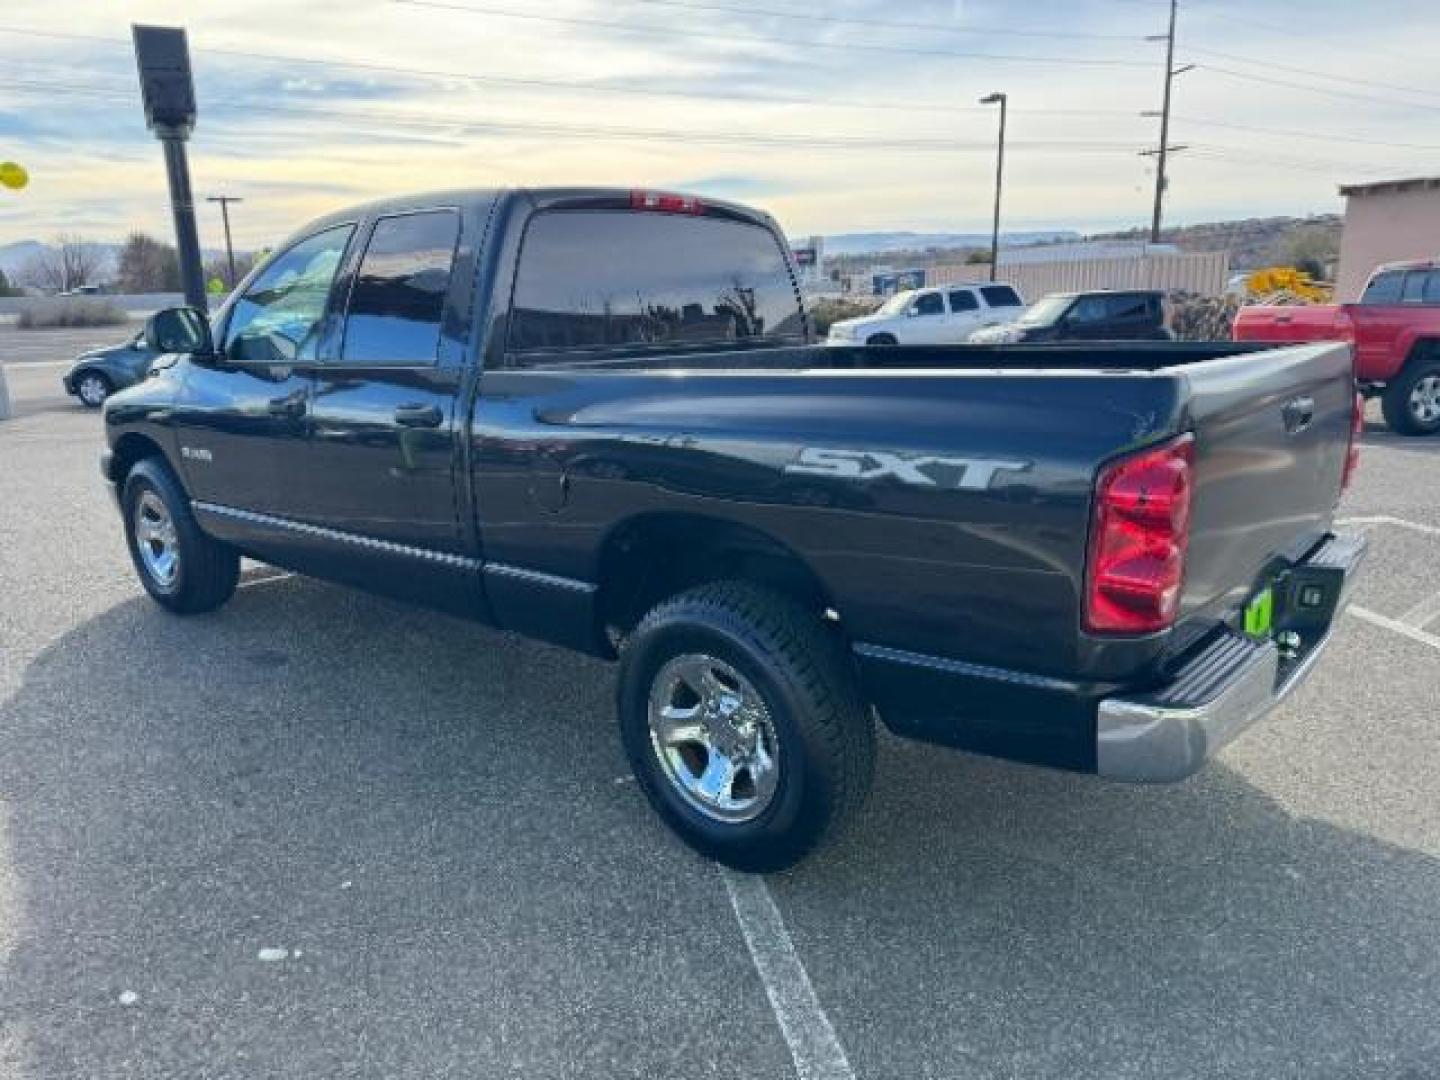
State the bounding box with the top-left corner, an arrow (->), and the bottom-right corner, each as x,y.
1096,530 -> 1368,783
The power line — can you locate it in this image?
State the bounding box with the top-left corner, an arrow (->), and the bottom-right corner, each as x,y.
387,0 -> 1154,66
1198,63 -> 1440,113
622,0 -> 1143,42
1187,44 -> 1440,100
0,26 -> 1144,119
1173,114 -> 1440,153
1,78 -> 1146,155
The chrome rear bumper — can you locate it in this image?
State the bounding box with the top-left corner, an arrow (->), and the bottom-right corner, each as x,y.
1096,530 -> 1367,782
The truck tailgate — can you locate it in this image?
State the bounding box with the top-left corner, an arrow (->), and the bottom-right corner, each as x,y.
1232,304 -> 1349,344
1176,341 -> 1354,625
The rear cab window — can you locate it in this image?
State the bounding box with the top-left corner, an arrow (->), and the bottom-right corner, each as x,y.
947,290 -> 979,313
979,285 -> 1022,309
506,209 -> 804,366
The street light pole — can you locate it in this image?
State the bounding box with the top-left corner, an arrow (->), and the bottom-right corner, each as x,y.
980,92 -> 1007,283
207,195 -> 243,286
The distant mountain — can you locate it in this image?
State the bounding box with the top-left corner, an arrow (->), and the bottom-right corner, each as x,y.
817,230 -> 1079,257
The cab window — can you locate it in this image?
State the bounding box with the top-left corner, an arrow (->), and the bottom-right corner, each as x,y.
913,292 -> 945,316
948,290 -> 979,313
223,225 -> 354,364
1402,271 -> 1428,303
340,210 -> 461,365
1361,270 -> 1405,304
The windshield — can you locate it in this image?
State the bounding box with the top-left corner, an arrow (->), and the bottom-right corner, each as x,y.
876,292 -> 914,316
1018,295 -> 1073,326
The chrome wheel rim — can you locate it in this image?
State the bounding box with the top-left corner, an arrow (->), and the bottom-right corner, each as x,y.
78,374 -> 107,406
1409,375 -> 1440,424
134,490 -> 179,587
647,653 -> 779,824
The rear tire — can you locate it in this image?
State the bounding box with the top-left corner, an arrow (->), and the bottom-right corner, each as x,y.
617,582 -> 874,872
122,458 -> 239,614
1381,357 -> 1440,436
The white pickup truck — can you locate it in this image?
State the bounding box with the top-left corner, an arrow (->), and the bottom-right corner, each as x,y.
825,282 -> 1025,346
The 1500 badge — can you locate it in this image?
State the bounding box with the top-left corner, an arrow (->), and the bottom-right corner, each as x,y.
784,448 -> 1028,490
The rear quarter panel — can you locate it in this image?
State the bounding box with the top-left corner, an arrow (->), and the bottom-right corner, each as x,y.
471,368 -> 1186,679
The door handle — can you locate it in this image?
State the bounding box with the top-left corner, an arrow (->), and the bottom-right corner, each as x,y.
394,403 -> 443,428
267,395 -> 306,418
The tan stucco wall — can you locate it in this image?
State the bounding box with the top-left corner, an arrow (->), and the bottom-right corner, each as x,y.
1336,186 -> 1440,301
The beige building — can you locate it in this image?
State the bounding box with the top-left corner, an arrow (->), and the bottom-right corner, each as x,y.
1336,176 -> 1440,301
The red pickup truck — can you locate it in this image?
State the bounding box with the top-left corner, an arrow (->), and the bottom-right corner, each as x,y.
1233,259 -> 1440,435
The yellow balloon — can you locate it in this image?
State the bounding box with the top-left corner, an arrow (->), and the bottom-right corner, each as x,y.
0,162 -> 28,190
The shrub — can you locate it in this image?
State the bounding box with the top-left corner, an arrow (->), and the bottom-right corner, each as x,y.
15,298 -> 130,330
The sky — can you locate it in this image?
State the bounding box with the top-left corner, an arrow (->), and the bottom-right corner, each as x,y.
1,0 -> 1438,252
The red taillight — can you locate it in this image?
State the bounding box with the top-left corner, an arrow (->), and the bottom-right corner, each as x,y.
1085,434 -> 1195,635
1342,390 -> 1363,492
629,190 -> 703,215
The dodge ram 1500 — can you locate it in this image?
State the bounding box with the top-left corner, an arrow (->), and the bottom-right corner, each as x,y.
103,187 -> 1366,870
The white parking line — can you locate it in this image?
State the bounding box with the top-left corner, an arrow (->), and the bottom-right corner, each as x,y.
721,868 -> 855,1080
237,571 -> 294,590
1398,590 -> 1440,631
1349,605 -> 1440,653
1338,514 -> 1440,538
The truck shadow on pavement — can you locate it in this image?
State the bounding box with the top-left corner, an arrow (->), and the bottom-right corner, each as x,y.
2,577 -> 1436,1078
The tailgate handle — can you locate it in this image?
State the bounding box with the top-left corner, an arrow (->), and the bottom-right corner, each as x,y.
1282,396 -> 1315,434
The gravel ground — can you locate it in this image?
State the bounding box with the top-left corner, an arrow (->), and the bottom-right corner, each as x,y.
2,333 -> 1438,1079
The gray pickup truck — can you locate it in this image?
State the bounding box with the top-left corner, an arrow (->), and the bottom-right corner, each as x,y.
103,187 -> 1366,870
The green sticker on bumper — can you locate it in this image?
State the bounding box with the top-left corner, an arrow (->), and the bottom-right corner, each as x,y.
1244,586 -> 1274,638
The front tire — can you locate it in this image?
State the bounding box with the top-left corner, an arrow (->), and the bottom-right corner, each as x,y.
1381,358 -> 1440,436
865,333 -> 897,346
617,583 -> 874,872
75,370 -> 111,408
122,458 -> 239,614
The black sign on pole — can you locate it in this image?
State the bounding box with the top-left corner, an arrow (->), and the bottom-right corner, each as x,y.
133,25 -> 207,310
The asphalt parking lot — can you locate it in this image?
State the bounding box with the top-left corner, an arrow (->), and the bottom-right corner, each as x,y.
2,328 -> 1439,1079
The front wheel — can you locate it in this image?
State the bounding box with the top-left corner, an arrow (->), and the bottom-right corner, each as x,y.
75,370 -> 111,408
1381,359 -> 1440,436
865,333 -> 897,346
617,583 -> 875,872
122,458 -> 240,614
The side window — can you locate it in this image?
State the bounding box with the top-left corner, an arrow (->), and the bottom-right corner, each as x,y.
1425,271 -> 1440,304
223,225 -> 353,364
947,290 -> 979,313
1361,270 -> 1404,304
980,285 -> 1022,308
508,210 -> 804,365
1108,294 -> 1151,322
340,210 -> 461,365
913,292 -> 945,316
1070,296 -> 1108,324
1401,271 -> 1428,303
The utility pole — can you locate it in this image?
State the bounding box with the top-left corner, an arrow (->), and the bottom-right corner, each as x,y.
1142,0 -> 1192,244
980,92 -> 1007,282
207,195 -> 243,286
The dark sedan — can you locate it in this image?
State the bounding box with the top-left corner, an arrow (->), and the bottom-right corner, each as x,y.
62,330 -> 161,408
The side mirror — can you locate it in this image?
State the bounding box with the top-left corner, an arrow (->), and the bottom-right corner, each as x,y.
906,306 -> 920,318
144,306 -> 212,355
